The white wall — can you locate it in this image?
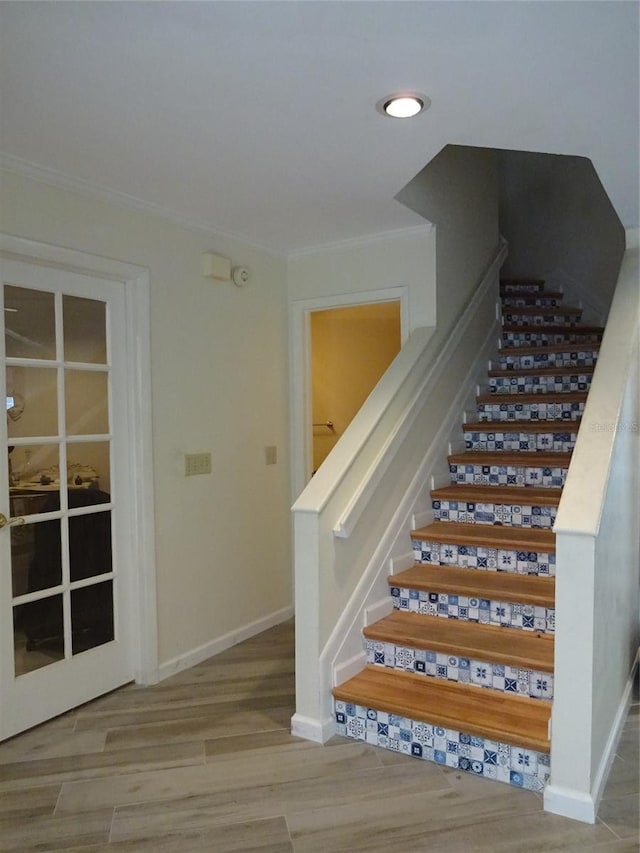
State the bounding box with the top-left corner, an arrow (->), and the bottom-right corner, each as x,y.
288,227 -> 435,332
498,151 -> 626,319
1,170 -> 292,669
395,144 -> 500,341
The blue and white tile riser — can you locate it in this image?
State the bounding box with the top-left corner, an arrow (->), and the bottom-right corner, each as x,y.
502,330 -> 601,347
503,312 -> 581,326
502,296 -> 561,307
365,641 -> 554,700
495,348 -> 599,370
489,373 -> 592,394
412,540 -> 556,576
501,283 -> 545,293
334,701 -> 551,792
433,497 -> 557,528
390,587 -> 555,633
449,460 -> 567,489
477,399 -> 585,421
463,427 -> 577,453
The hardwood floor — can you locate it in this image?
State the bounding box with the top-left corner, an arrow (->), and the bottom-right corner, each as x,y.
0,620 -> 637,852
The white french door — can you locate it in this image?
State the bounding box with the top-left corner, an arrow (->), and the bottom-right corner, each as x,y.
0,257 -> 135,739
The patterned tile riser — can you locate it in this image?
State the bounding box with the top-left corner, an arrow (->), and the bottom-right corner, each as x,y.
503,314 -> 581,327
502,332 -> 602,347
412,539 -> 555,576
501,284 -> 545,293
463,430 -> 576,452
477,401 -> 585,421
433,498 -> 557,528
501,297 -> 561,307
366,641 -> 554,700
335,700 -> 551,792
489,374 -> 592,394
449,462 -> 567,489
493,351 -> 599,370
390,588 -> 555,634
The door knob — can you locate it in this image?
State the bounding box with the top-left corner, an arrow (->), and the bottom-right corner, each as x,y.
0,513 -> 25,529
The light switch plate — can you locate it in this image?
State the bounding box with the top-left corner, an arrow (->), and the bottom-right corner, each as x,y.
185,452 -> 212,476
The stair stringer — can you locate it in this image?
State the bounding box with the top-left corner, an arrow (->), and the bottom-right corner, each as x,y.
325,312 -> 502,708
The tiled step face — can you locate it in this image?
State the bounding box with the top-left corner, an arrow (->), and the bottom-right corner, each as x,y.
489,373 -> 592,394
334,701 -> 551,791
433,496 -> 557,528
503,312 -> 581,327
390,586 -> 555,633
494,347 -> 599,370
500,281 -> 545,293
449,459 -> 567,489
476,398 -> 585,421
464,426 -> 577,452
365,640 -> 554,700
501,295 -> 563,308
412,538 -> 555,576
502,329 -> 602,347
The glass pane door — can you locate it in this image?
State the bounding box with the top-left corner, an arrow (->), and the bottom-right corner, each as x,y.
1,258 -> 132,739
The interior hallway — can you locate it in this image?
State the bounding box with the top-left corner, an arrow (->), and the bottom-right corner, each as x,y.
0,620 -> 637,852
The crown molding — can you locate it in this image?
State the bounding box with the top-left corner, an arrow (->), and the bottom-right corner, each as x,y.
286,222 -> 434,260
0,152 -> 286,258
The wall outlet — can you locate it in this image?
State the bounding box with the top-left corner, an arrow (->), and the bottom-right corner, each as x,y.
265,445 -> 277,465
185,452 -> 212,476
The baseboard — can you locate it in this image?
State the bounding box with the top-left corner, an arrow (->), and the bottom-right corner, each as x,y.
290,712 -> 335,744
591,650 -> 639,810
544,651 -> 639,824
543,786 -> 596,824
156,605 -> 294,681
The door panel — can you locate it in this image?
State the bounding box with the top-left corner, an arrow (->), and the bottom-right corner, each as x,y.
1,258 -> 133,739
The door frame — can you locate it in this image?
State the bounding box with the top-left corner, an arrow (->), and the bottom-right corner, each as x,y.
0,233 -> 158,686
289,286 -> 409,502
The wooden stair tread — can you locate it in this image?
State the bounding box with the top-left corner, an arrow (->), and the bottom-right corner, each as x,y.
431,483 -> 562,506
364,610 -> 554,672
333,666 -> 551,752
390,563 -> 556,608
463,419 -> 580,433
487,366 -> 594,378
411,520 -> 555,551
448,450 -> 572,465
503,306 -> 581,316
501,291 -> 564,301
498,342 -> 600,356
477,391 -> 588,405
502,324 -> 603,334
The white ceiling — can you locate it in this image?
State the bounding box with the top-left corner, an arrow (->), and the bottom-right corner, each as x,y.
1,1 -> 638,255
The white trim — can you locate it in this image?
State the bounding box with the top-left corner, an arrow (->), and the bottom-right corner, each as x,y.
364,597 -> 394,626
156,605 -> 294,682
290,712 -> 336,743
289,286 -> 410,499
287,224 -> 434,260
544,653 -> 638,824
0,154 -> 283,259
590,650 -> 639,812
0,232 -> 158,686
543,786 -> 597,825
333,651 -> 368,687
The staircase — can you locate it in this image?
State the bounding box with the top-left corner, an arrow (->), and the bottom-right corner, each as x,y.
332,277 -> 603,793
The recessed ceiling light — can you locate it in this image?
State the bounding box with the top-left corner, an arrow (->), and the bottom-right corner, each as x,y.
377,93 -> 430,119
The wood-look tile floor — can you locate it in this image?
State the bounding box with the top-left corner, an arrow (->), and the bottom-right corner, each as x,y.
0,620 -> 637,852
